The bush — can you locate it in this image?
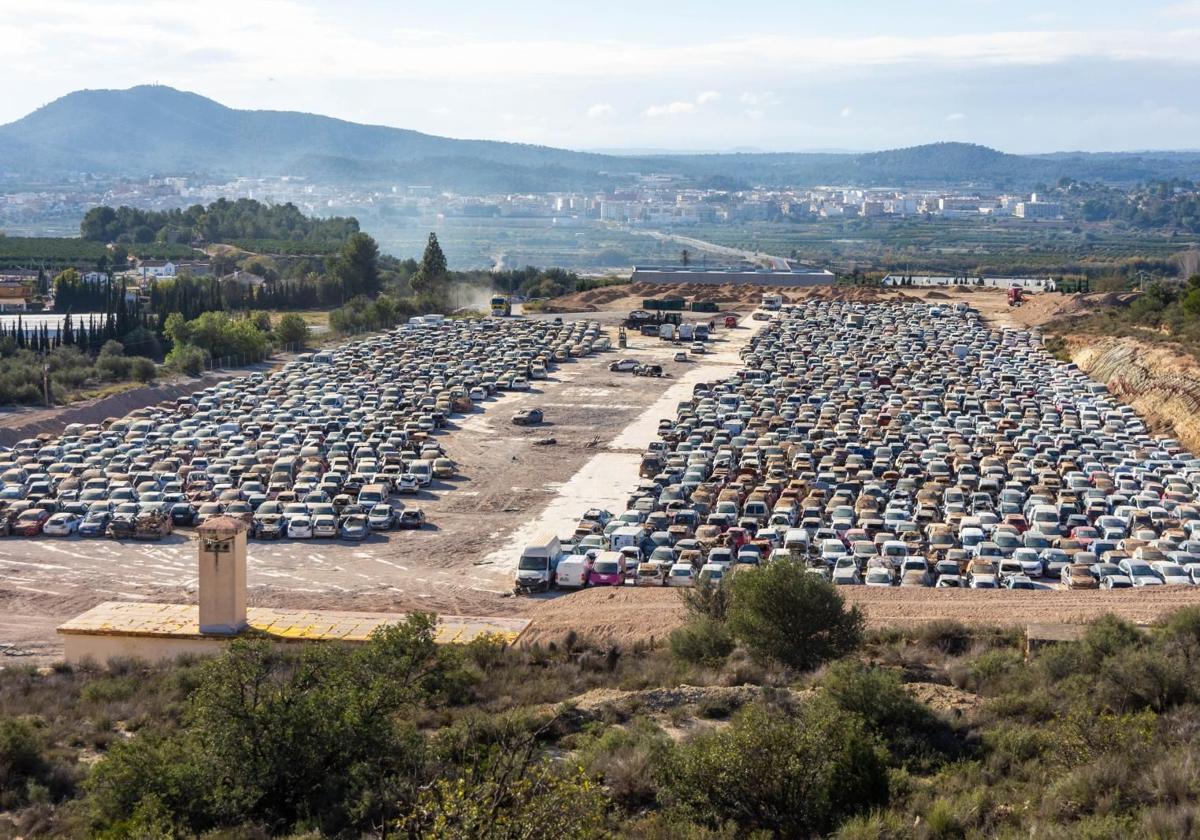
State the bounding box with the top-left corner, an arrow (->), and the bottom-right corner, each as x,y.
577,718 -> 671,810
127,356 -> 157,383
663,699 -> 888,836
164,343 -> 208,376
0,717 -> 45,802
725,561 -> 864,670
274,313 -> 310,347
670,617 -> 735,665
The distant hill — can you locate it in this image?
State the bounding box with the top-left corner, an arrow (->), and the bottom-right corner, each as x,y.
1,86 -> 1198,190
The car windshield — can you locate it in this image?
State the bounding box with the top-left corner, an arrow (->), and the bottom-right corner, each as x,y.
518,556 -> 547,571
593,561 -> 619,573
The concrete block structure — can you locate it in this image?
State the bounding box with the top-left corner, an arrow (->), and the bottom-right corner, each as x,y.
58,524 -> 530,664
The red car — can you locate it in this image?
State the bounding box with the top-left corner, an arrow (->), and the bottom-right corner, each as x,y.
12,508 -> 51,536
1070,525 -> 1099,548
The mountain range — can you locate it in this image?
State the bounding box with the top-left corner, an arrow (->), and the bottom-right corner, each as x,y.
1,86 -> 1198,192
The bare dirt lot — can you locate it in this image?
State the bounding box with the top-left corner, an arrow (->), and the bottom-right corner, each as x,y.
0,318 -> 756,662
6,287 -> 1200,665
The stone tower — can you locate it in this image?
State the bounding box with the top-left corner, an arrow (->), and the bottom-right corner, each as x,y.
196,516 -> 249,635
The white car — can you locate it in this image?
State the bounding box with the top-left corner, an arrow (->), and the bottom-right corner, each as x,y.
608,358 -> 641,372
396,474 -> 419,494
666,562 -> 695,587
1151,561 -> 1192,585
864,568 -> 894,587
311,514 -> 339,538
469,387 -> 487,402
43,512 -> 82,536
674,352 -> 689,363
287,516 -> 313,539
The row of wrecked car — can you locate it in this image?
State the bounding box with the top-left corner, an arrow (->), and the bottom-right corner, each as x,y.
0,316 -> 609,542
535,300 -> 1200,592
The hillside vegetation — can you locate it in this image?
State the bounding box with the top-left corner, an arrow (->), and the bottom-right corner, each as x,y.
6,570 -> 1200,838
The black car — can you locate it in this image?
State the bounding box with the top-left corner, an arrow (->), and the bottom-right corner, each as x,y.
106,517 -> 136,540
170,503 -> 199,527
398,508 -> 426,529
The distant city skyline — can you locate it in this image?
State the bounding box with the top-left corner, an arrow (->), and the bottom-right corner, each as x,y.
3,0 -> 1199,154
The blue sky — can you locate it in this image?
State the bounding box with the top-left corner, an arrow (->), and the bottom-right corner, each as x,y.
3,0 -> 1199,152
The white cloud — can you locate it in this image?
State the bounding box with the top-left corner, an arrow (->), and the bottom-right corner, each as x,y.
741,91 -> 781,107
586,103 -> 614,119
645,101 -> 697,118
945,112 -> 967,121
743,109 -> 765,120
3,1 -> 1200,103
840,106 -> 853,118
1162,1 -> 1200,18
431,105 -> 452,116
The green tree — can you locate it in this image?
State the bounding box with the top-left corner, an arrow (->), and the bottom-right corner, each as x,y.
663,700 -> 888,836
411,232 -> 448,295
334,232 -> 381,299
726,561 -> 864,670
274,313 -> 311,347
87,614 -> 455,836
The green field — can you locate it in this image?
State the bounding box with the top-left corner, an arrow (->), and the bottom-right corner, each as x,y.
0,236 -> 198,269
684,217 -> 1196,276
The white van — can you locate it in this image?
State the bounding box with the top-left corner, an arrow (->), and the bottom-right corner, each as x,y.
556,554 -> 592,589
408,459 -> 433,486
610,525 -> 644,552
784,528 -> 810,553
515,534 -> 563,593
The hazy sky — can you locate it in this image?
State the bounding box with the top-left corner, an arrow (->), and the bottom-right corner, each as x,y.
4,0 -> 1200,153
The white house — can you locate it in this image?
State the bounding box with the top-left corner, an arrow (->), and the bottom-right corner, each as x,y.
138,260 -> 177,279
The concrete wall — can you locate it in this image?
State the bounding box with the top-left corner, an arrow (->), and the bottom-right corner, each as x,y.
63,633 -> 229,664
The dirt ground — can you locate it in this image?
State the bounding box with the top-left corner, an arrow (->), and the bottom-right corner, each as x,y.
5,286 -> 1200,666
0,318 -> 757,663
520,584 -> 1200,649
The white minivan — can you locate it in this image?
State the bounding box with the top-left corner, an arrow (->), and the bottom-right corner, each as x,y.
408,460 -> 433,487
556,555 -> 593,589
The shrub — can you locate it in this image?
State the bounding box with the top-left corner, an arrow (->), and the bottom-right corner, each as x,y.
680,578 -> 730,621
164,343 -> 208,376
0,717 -> 45,802
274,313 -> 311,347
670,618 -> 735,666
915,621 -> 972,657
726,561 -> 864,670
663,699 -> 888,836
577,718 -> 671,810
127,356 -> 157,383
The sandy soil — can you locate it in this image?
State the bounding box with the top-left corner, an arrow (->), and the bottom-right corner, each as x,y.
521,583 -> 1200,649
0,318 -> 759,662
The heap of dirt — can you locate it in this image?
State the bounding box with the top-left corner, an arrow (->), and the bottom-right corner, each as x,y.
1068,335 -> 1200,453
903,682 -> 983,719
522,587 -> 687,647
1001,291 -> 1139,329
